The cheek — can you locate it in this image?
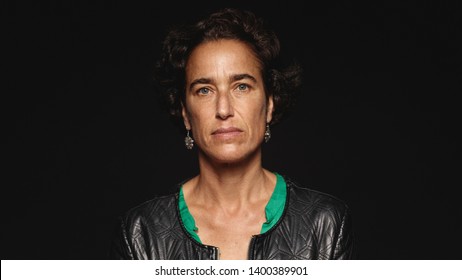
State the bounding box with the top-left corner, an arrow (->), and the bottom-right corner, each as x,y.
188,108 -> 211,135
250,100 -> 268,121
243,102 -> 267,136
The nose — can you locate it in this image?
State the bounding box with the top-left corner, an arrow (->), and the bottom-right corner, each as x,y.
216,91 -> 234,119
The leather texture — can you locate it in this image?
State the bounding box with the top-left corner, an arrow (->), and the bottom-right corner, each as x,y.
110,176 -> 354,260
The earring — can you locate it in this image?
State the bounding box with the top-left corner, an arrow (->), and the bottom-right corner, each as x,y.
264,123 -> 271,143
185,129 -> 194,149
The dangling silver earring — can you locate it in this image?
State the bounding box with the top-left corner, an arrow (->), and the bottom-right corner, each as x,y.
264,123 -> 271,143
185,129 -> 194,149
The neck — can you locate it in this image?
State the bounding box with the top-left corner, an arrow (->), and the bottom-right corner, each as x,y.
192,148 -> 273,206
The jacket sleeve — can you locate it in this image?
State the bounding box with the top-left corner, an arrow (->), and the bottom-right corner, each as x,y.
333,207 -> 355,259
109,217 -> 135,260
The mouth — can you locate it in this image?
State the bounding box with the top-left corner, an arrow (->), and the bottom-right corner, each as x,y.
212,127 -> 243,137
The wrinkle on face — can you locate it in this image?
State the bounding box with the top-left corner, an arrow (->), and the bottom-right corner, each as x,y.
182,39 -> 273,164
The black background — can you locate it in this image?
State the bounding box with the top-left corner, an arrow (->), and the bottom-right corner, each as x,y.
4,0 -> 461,259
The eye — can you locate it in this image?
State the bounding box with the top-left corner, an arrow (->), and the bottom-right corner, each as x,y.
197,87 -> 210,95
236,84 -> 249,91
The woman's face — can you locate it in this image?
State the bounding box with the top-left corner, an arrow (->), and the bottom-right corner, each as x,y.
182,39 -> 273,164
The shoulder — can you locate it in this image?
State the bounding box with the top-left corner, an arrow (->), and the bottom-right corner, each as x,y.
282,175 -> 350,220
110,190 -> 185,259
281,177 -> 356,260
119,192 -> 179,230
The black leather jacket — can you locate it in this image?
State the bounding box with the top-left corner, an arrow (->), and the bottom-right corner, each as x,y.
110,177 -> 354,259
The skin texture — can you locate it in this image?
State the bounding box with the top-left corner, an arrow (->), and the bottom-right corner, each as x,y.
182,39 -> 273,164
181,39 -> 276,259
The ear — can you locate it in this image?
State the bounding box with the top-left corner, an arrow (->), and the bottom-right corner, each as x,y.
266,95 -> 274,123
181,102 -> 191,130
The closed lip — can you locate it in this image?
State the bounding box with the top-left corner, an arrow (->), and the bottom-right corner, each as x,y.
212,127 -> 243,135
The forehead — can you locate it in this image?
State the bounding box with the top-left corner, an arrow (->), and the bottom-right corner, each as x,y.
186,39 -> 262,79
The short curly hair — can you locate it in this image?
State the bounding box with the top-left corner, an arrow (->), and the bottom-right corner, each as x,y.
153,8 -> 303,127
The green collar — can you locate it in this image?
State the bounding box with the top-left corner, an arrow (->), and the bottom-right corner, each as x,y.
178,172 -> 287,243
178,187 -> 201,242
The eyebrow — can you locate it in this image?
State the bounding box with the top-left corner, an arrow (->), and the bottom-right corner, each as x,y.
188,73 -> 257,91
231,73 -> 257,83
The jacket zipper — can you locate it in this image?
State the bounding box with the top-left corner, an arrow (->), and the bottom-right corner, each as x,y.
247,235 -> 257,260
212,236 -> 256,260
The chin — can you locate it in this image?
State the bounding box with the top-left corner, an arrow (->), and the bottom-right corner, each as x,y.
203,145 -> 260,164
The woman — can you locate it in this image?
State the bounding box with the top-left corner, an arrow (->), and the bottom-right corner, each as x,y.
110,8 -> 354,260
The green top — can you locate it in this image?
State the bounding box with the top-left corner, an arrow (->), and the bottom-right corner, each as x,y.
178,172 -> 287,243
